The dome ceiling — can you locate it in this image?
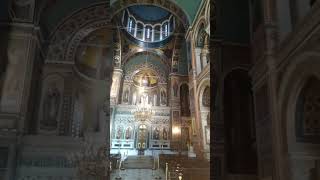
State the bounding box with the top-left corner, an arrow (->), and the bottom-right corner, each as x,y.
39,0 -> 202,35
128,5 -> 170,22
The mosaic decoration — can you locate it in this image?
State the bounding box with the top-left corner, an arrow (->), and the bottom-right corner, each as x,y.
46,4 -> 110,63
124,62 -> 167,84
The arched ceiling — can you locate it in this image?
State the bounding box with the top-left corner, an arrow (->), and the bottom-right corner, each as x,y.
39,0 -> 202,34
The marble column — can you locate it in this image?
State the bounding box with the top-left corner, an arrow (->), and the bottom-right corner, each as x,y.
189,35 -> 204,158
0,1 -> 39,180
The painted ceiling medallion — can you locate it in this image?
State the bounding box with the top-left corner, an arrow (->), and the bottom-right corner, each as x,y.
133,69 -> 159,88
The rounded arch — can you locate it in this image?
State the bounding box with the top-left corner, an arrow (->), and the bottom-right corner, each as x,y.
193,18 -> 208,45
278,52 -> 320,180
223,68 -> 257,174
45,4 -> 112,63
122,50 -> 170,70
110,0 -> 190,30
178,81 -> 189,97
223,66 -> 251,79
279,53 -> 320,151
197,78 -> 210,101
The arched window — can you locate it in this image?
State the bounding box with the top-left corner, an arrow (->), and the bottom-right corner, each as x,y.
162,22 -> 169,38
136,22 -> 144,39
202,86 -> 210,107
195,23 -> 209,73
296,76 -> 320,143
196,24 -> 206,48
128,18 -> 136,35
145,26 -> 152,41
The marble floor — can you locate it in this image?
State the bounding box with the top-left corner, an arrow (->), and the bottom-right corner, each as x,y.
110,169 -> 165,180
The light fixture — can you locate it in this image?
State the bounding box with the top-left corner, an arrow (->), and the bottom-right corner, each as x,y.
172,126 -> 181,135
131,49 -> 155,122
132,92 -> 154,122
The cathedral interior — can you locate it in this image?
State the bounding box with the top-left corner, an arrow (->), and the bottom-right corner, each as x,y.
1,0 -> 320,180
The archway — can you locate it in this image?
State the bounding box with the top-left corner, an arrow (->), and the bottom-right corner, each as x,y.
224,69 -> 257,175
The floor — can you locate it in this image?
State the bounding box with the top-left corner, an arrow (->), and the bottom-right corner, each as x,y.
110,169 -> 165,180
110,155 -> 165,180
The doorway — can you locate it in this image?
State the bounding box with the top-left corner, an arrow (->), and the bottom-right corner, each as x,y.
137,124 -> 148,155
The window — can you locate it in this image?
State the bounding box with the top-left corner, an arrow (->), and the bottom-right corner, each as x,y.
145,26 -> 152,41
165,24 -> 168,37
147,28 -> 150,39
128,19 -> 133,32
136,23 -> 143,39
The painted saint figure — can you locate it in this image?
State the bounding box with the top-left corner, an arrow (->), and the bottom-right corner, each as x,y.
123,89 -> 129,103
173,82 -> 178,97
125,127 -> 131,139
116,127 -> 122,139
153,127 -> 160,140
132,92 -> 137,105
42,87 -> 61,131
163,128 -> 168,140
160,90 -> 166,105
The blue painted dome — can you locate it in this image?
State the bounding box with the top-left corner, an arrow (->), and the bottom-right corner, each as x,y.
128,5 -> 170,22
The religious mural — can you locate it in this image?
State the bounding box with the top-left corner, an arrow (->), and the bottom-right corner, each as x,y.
296,76 -> 320,142
38,74 -> 64,133
160,89 -> 167,105
75,28 -> 112,79
202,86 -> 210,107
133,68 -> 159,88
41,86 -> 61,131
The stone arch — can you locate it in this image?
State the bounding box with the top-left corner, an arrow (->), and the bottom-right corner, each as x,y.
178,81 -> 189,97
278,52 -> 320,180
193,18 -> 208,46
45,4 -> 112,63
223,68 -> 257,174
110,0 -> 190,30
122,50 -> 171,69
197,78 -> 210,159
197,78 -> 210,108
295,76 -> 320,143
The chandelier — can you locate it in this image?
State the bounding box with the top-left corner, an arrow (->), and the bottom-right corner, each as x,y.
131,50 -> 155,122
132,91 -> 154,122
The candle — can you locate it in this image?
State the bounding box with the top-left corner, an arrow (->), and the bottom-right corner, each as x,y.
165,162 -> 168,180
